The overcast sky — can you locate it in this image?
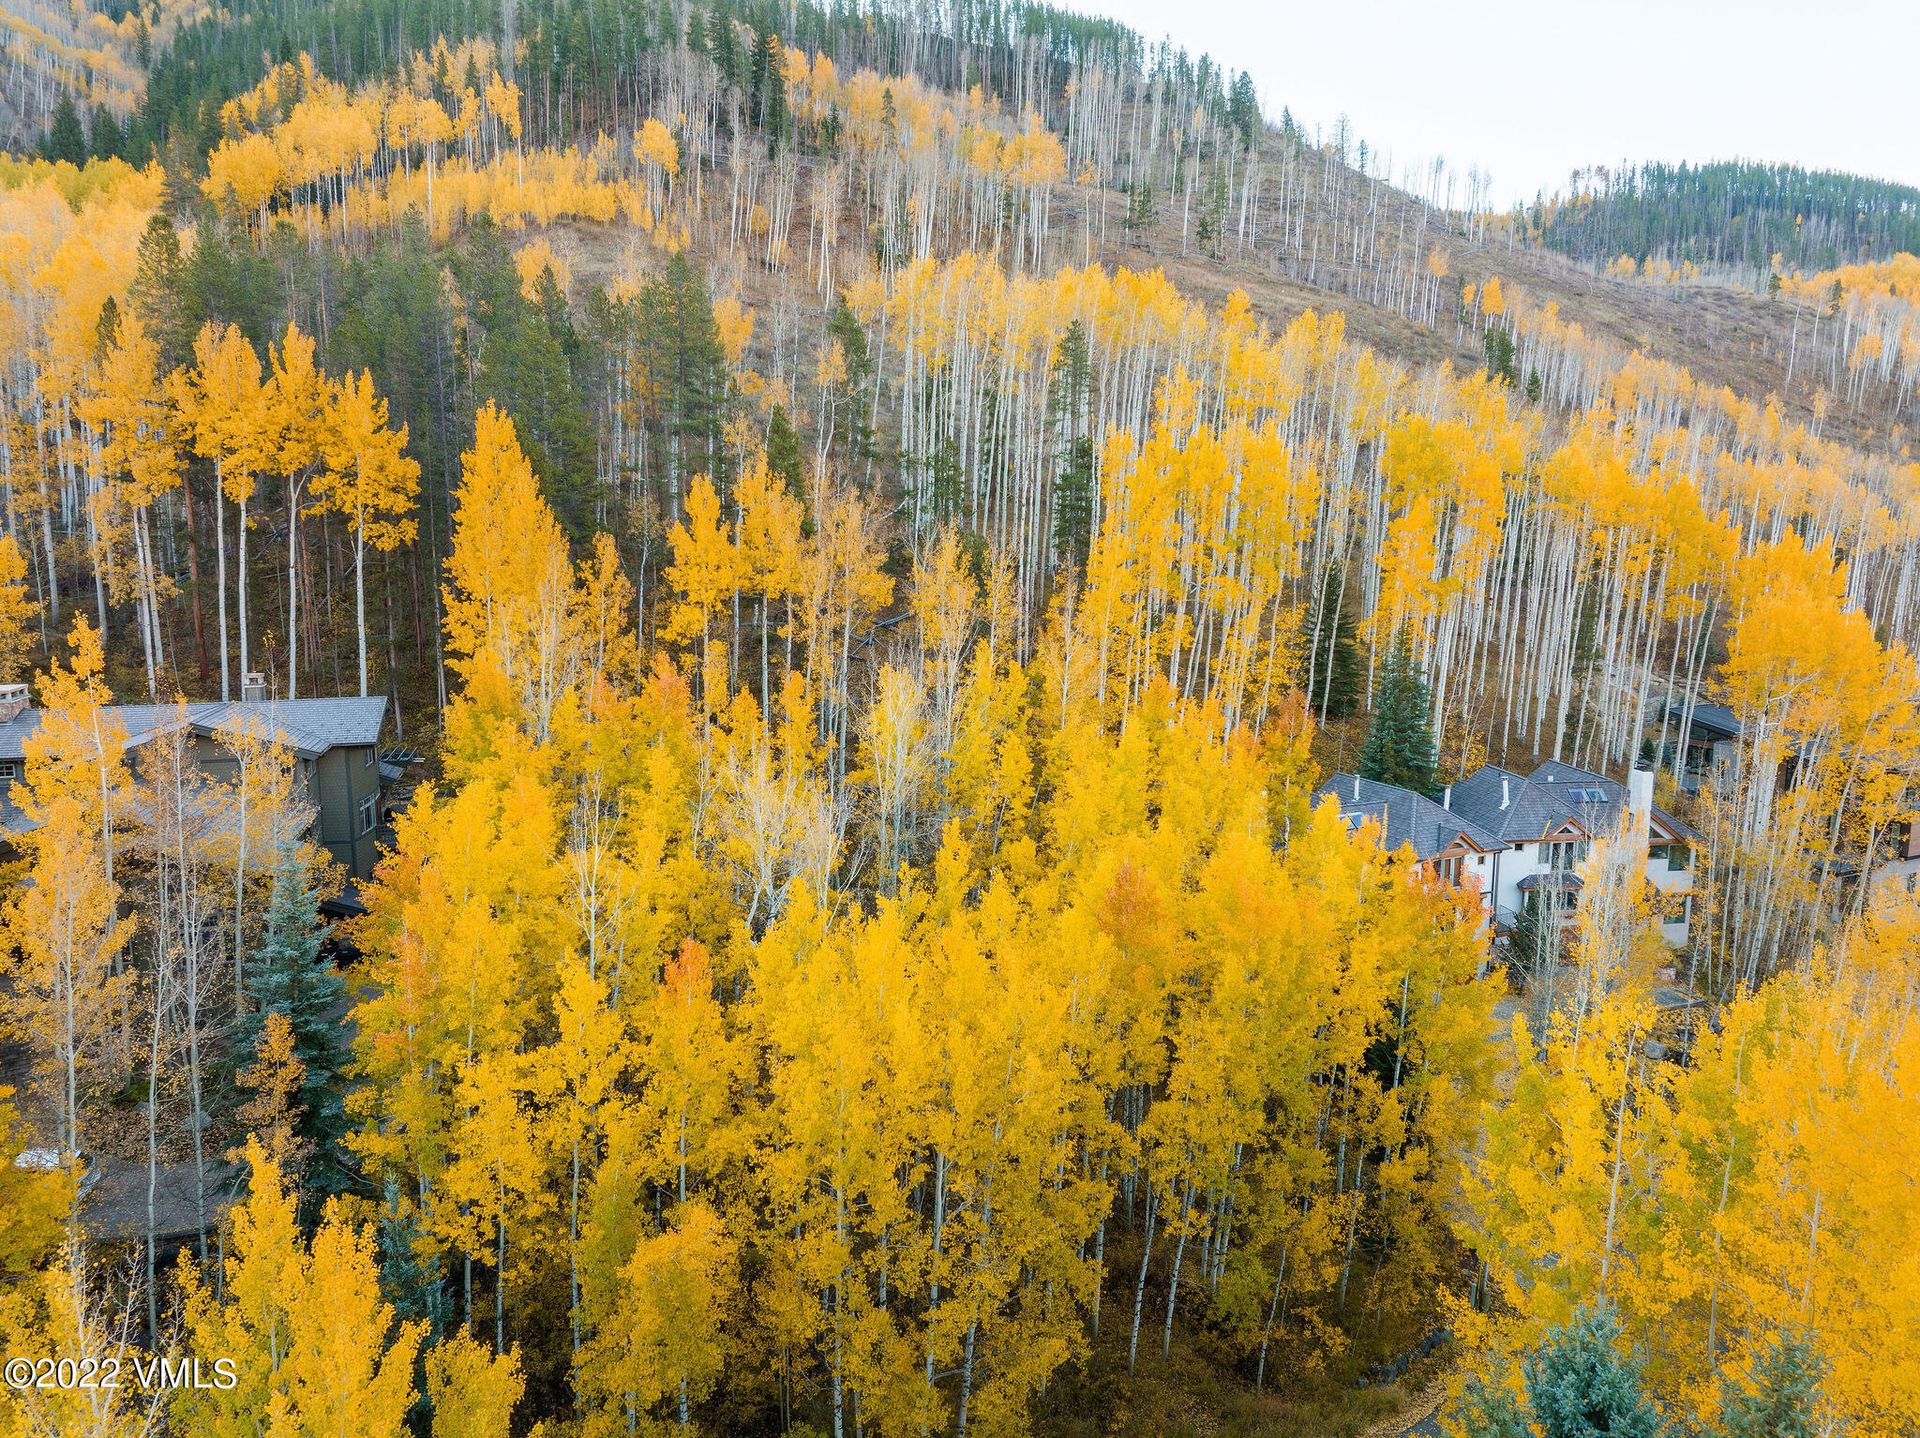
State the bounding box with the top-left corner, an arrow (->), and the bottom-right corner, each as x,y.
1083,0 -> 1920,207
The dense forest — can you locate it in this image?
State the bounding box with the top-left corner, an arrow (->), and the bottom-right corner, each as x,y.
0,1 -> 1917,1436
1522,160 -> 1920,274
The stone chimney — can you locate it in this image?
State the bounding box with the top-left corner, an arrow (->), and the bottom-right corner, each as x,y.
242,672 -> 268,703
0,682 -> 29,724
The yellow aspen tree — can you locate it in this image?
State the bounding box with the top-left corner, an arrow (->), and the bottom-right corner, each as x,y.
442,403 -> 586,741
424,1333 -> 525,1438
167,321 -> 270,699
4,796 -> 134,1164
0,534 -> 39,681
581,1200 -> 738,1434
263,323 -> 330,699
313,368 -> 420,696
0,1246 -> 160,1438
663,473 -> 742,713
176,1141 -> 425,1438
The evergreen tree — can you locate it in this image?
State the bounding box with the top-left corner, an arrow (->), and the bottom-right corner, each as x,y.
826,299 -> 876,465
376,1174 -> 447,1335
766,403 -> 805,503
89,106 -> 123,160
129,215 -> 190,373
1484,324 -> 1517,385
1305,561 -> 1363,718
1357,634 -> 1436,794
1455,1359 -> 1531,1438
240,842 -> 351,1193
42,95 -> 87,164
1720,1332 -> 1821,1438
1525,1303 -> 1665,1438
754,26 -> 789,147
641,251 -> 730,511
1050,320 -> 1095,568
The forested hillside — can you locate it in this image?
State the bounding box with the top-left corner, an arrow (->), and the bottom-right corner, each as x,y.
1523,160 -> 1920,274
1,1 -> 1917,1436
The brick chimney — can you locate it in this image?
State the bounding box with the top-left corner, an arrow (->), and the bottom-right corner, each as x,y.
0,683 -> 29,724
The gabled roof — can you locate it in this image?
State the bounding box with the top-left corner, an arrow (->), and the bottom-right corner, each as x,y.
1316,774 -> 1508,863
0,697 -> 386,762
1448,759 -> 1700,845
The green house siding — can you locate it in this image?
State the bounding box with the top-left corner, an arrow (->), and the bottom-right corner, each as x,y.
315,745 -> 379,878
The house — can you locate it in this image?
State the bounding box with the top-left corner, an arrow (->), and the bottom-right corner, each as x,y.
1315,773 -> 1509,922
1444,760 -> 1698,947
1664,700 -> 1742,794
0,674 -> 396,879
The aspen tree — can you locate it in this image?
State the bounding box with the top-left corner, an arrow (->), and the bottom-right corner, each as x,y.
167,322 -> 269,700
314,369 -> 421,697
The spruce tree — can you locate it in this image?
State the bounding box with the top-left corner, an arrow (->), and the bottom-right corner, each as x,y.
376,1174 -> 447,1335
1720,1332 -> 1821,1438
1306,562 -> 1363,718
1525,1303 -> 1665,1438
766,403 -> 805,502
1357,634 -> 1436,794
1455,1360 -> 1531,1438
240,842 -> 351,1192
43,95 -> 87,165
1050,320 -> 1095,567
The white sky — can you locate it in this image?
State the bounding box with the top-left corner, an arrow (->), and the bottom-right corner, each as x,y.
1083,0 -> 1920,207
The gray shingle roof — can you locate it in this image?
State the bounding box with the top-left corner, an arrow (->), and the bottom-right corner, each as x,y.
1447,760 -> 1699,845
0,697 -> 386,761
1316,774 -> 1508,863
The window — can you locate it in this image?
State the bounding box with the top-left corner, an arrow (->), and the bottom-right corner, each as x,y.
1544,839 -> 1587,872
359,795 -> 378,835
0,760 -> 19,782
1568,786 -> 1607,803
364,746 -> 375,768
1432,855 -> 1463,885
1559,889 -> 1579,912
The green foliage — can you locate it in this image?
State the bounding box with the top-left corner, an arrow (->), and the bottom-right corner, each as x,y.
1357,634 -> 1435,795
1484,324 -> 1517,386
1050,320 -> 1095,567
1525,1303 -> 1665,1438
766,402 -> 805,502
456,218 -> 597,527
1720,1331 -> 1822,1438
1305,562 -> 1363,719
376,1174 -> 448,1336
42,94 -> 88,165
241,842 -> 352,1193
1529,161 -> 1920,272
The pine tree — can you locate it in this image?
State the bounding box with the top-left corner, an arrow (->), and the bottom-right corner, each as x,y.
1306,562 -> 1363,718
1357,635 -> 1436,794
766,402 -> 805,502
1525,1303 -> 1665,1438
1721,1332 -> 1821,1438
43,95 -> 87,165
130,214 -> 190,371
241,842 -> 351,1191
1050,319 -> 1095,567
